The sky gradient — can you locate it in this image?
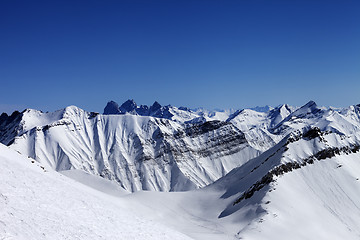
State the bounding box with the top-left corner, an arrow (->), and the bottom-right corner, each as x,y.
1,0 -> 359,113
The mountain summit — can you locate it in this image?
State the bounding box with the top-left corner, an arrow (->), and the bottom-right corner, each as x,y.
103,99 -> 175,119
103,101 -> 121,115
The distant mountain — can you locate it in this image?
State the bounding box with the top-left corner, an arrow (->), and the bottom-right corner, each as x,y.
250,105 -> 274,112
210,126 -> 360,239
103,99 -> 233,122
104,99 -> 175,120
103,100 -> 121,115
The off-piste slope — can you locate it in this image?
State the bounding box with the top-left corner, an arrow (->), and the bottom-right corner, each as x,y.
0,143 -> 192,240
210,127 -> 360,239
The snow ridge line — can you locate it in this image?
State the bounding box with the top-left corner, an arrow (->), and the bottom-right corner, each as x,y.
233,142 -> 360,205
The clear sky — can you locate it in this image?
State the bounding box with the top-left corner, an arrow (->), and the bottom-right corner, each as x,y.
1,0 -> 359,113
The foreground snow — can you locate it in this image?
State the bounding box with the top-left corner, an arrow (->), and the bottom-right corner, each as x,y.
0,144 -> 192,240
241,155 -> 360,240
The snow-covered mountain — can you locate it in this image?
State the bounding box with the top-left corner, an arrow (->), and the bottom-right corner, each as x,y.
2,100 -> 360,239
1,105 -> 259,192
2,100 -> 360,193
228,101 -> 360,151
103,99 -> 235,122
103,99 -> 201,122
209,126 -> 360,239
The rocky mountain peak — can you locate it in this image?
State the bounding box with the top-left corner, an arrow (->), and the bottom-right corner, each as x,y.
150,101 -> 162,112
103,101 -> 121,115
119,99 -> 137,113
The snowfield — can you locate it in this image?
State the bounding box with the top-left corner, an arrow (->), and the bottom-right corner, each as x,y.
0,144 -> 192,240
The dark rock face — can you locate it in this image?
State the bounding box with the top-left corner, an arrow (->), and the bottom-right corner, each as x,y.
0,110 -> 23,145
119,99 -> 137,113
0,113 -> 9,123
150,101 -> 162,112
183,121 -> 229,137
136,105 -> 149,115
103,100 -> 174,120
302,127 -> 321,140
103,101 -> 121,115
88,112 -> 99,119
170,121 -> 249,160
149,102 -> 174,119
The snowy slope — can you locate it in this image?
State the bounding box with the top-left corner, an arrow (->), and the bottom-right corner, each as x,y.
211,127 -> 360,239
93,128 -> 360,239
0,143 -> 193,240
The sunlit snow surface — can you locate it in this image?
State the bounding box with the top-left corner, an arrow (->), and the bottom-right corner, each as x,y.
0,144 -> 192,240
212,130 -> 360,240
2,134 -> 360,239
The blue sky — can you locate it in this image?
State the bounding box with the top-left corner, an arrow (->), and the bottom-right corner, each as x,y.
1,0 -> 359,113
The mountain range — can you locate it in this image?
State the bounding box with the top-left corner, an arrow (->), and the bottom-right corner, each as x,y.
1,99 -> 360,239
